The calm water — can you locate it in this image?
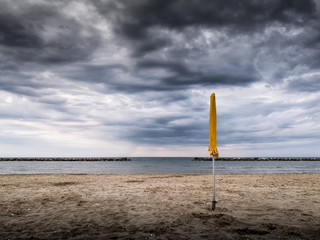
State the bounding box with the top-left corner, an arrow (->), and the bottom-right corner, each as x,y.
0,157 -> 320,174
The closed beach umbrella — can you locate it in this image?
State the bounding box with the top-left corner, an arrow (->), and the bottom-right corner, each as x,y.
209,93 -> 219,210
209,93 -> 219,158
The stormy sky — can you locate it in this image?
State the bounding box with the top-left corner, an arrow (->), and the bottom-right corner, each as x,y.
1,0 -> 320,157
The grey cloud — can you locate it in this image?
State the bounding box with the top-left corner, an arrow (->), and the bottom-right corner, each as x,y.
0,1 -> 101,64
36,96 -> 67,106
1,1 -> 320,157
127,126 -> 206,145
126,116 -> 207,145
96,0 -> 316,56
90,0 -> 319,91
98,90 -> 210,146
131,36 -> 171,58
136,59 -> 260,87
2,0 -> 318,97
0,72 -> 40,97
61,64 -> 128,85
217,94 -> 320,146
286,74 -> 320,92
121,91 -> 190,107
98,0 -> 315,37
0,69 -> 61,97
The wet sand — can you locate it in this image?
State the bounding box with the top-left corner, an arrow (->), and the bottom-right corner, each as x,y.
1,174 -> 319,239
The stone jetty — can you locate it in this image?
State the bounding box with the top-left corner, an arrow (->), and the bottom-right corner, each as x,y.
0,157 -> 131,161
192,157 -> 320,161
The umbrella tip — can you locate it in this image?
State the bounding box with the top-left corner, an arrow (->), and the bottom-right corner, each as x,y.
212,201 -> 217,211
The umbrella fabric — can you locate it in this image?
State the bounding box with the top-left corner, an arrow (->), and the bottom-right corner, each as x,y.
208,93 -> 219,158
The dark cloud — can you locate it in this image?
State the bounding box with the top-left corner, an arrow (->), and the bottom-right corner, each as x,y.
100,0 -> 315,35
0,72 -> 40,97
96,0 -> 316,54
2,0 -> 319,95
63,64 -> 128,84
132,36 -> 171,58
126,116 -> 207,145
88,0 -> 319,91
0,1 -> 101,64
136,59 -> 260,87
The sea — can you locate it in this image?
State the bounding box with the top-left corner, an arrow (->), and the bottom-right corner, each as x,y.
0,157 -> 320,174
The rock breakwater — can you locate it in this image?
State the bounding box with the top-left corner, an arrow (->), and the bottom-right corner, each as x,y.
0,157 -> 131,161
193,157 -> 320,161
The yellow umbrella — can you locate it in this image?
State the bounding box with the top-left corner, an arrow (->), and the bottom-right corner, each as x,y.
208,93 -> 218,210
209,93 -> 219,158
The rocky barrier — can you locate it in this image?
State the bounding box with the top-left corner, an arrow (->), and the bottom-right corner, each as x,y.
0,157 -> 131,161
193,157 -> 320,161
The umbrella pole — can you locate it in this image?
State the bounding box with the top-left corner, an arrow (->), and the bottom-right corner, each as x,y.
212,155 -> 217,210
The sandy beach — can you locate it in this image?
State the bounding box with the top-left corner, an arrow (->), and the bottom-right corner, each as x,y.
0,174 -> 319,239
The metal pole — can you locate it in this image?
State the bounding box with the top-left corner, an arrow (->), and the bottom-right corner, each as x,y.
212,155 -> 217,210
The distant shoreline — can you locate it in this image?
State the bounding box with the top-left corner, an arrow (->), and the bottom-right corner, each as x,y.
0,157 -> 131,161
193,157 -> 320,161
0,157 -> 319,161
